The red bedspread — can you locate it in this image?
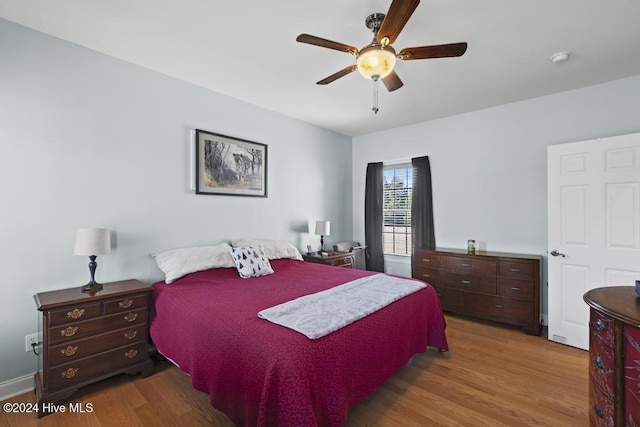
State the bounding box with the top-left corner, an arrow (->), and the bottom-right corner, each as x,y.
150,259 -> 447,427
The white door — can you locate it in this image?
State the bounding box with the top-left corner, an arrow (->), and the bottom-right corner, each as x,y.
548,132 -> 640,350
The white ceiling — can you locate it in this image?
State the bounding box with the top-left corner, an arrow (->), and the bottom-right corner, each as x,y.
2,0 -> 640,137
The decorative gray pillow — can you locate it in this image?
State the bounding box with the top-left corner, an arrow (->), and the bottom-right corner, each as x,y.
230,246 -> 274,279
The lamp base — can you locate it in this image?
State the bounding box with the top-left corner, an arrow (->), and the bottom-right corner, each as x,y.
82,280 -> 103,293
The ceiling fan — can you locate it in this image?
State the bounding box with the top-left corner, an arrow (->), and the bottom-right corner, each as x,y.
296,0 -> 467,111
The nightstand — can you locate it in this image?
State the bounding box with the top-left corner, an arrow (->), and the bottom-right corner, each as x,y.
33,279 -> 154,417
303,252 -> 354,268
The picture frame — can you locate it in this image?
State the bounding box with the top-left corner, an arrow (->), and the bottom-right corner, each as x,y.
195,129 -> 267,197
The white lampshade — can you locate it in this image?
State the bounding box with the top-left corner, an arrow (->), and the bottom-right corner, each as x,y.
74,228 -> 111,256
314,221 -> 330,236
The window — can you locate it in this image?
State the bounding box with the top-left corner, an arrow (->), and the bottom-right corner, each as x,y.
383,163 -> 412,255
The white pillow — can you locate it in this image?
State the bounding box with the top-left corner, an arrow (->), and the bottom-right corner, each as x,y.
231,239 -> 303,261
154,243 -> 235,284
230,246 -> 274,278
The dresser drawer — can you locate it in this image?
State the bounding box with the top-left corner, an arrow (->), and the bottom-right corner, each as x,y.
467,294 -> 533,326
431,284 -> 466,312
46,341 -> 148,390
414,266 -> 439,285
48,302 -> 102,327
589,380 -> 614,427
48,324 -> 147,367
49,308 -> 147,345
590,309 -> 615,348
440,255 -> 496,275
498,261 -> 535,279
589,333 -> 615,399
441,271 -> 496,294
497,277 -> 534,301
326,256 -> 352,267
414,250 -> 439,268
104,293 -> 148,314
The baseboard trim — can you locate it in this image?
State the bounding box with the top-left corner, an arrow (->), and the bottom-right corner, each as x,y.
0,372 -> 34,401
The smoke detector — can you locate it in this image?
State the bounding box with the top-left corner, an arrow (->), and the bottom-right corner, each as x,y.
550,51 -> 570,64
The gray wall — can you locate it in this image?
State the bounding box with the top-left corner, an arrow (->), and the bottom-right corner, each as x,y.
352,74 -> 640,319
0,19 -> 352,384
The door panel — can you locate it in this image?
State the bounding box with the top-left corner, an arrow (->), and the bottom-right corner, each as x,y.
548,132 -> 640,350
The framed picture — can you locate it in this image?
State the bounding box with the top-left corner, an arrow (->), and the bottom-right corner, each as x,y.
195,129 -> 267,197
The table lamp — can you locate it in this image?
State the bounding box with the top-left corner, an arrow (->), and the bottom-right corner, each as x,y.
74,228 -> 111,292
314,220 -> 330,254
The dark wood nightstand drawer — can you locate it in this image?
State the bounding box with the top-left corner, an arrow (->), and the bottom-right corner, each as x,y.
441,271 -> 496,294
302,253 -> 353,268
48,324 -> 147,366
327,257 -> 352,267
440,255 -> 496,276
47,342 -> 148,390
49,308 -> 147,345
49,302 -> 102,326
104,293 -> 148,314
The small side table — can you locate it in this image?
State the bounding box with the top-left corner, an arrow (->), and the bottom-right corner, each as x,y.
34,279 -> 154,417
303,252 -> 354,268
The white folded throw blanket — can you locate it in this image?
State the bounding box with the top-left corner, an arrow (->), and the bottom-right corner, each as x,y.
257,273 -> 426,339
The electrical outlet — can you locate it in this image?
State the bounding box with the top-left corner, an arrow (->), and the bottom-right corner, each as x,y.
25,332 -> 41,352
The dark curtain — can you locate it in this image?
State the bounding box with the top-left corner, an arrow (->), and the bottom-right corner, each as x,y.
364,162 -> 384,272
411,156 -> 435,274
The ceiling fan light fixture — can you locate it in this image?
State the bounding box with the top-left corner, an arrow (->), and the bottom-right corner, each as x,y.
356,44 -> 397,81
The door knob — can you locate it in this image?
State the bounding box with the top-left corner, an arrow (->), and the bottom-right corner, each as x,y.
550,250 -> 566,257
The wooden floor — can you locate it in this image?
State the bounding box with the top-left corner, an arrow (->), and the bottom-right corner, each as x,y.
1,315 -> 589,426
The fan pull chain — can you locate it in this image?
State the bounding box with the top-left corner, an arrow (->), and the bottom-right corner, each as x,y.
372,79 -> 379,114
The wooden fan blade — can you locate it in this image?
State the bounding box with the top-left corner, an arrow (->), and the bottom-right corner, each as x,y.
317,65 -> 358,85
398,42 -> 468,60
377,0 -> 420,45
296,34 -> 358,55
382,70 -> 404,92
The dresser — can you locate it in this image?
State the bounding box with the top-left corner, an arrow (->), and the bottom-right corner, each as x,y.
34,279 -> 154,417
583,286 -> 640,427
302,252 -> 353,268
413,248 -> 542,335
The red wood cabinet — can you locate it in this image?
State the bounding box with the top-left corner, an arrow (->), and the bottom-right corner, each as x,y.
584,286 -> 640,426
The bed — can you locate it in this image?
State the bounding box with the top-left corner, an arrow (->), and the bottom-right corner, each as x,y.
150,247 -> 448,427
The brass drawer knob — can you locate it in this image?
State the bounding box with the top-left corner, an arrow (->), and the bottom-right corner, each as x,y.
124,349 -> 138,359
60,326 -> 78,337
123,313 -> 138,322
61,345 -> 79,357
61,367 -> 79,379
67,308 -> 85,319
119,299 -> 133,309
124,330 -> 137,340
